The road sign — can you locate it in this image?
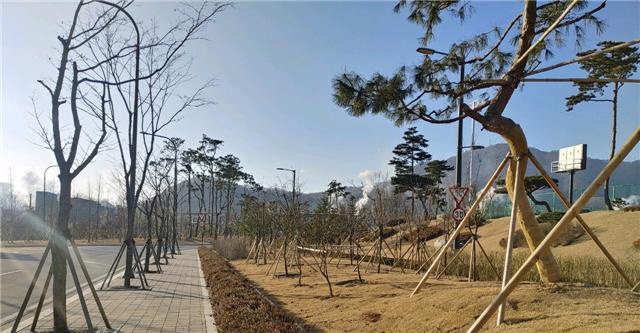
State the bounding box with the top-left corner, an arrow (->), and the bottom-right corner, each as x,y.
449,186 -> 470,224
449,186 -> 470,206
452,207 -> 466,223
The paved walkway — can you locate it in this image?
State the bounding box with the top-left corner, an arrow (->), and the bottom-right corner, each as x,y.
9,248 -> 215,333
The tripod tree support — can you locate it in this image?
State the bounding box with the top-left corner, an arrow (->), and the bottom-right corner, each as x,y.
528,151 -> 634,288
12,238 -> 111,333
411,153 -> 511,297
497,155 -> 524,326
467,127 -> 640,333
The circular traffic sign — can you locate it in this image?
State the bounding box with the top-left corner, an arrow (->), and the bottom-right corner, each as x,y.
452,207 -> 466,222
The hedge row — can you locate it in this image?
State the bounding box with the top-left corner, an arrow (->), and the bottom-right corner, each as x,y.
198,247 -> 306,333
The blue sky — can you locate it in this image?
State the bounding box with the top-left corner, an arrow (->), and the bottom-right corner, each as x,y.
1,1 -> 639,200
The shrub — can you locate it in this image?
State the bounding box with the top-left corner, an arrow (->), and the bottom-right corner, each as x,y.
199,248 -> 307,333
361,227 -> 398,242
387,218 -> 406,227
499,221 -> 585,249
633,239 -> 640,251
401,225 -> 444,243
537,211 -> 565,223
498,230 -> 527,249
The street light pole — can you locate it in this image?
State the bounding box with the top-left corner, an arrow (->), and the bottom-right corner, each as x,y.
455,53 -> 465,187
276,167 -> 296,206
416,47 -> 466,187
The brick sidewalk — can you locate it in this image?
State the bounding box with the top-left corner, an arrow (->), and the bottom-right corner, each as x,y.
11,248 -> 215,333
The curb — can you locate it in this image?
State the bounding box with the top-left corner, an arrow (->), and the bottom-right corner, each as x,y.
196,250 -> 218,333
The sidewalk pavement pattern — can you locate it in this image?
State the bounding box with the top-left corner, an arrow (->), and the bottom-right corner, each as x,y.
10,248 -> 216,333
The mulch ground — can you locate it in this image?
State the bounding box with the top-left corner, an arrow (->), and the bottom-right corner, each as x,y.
198,247 -> 313,333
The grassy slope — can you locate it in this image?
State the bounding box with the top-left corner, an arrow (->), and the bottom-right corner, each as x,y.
472,210 -> 640,261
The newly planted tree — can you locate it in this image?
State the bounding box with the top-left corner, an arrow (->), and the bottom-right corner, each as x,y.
332,1 -> 633,282
389,127 -> 432,218
496,175 -> 559,213
565,41 -> 639,210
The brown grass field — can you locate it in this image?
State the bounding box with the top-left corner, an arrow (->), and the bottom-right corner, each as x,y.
227,211 -> 640,332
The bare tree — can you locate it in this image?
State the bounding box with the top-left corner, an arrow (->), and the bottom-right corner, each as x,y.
32,1 -> 116,328
91,2 -> 226,287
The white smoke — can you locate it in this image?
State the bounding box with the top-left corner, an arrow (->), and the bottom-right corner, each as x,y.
623,195 -> 640,206
613,194 -> 640,210
355,170 -> 376,212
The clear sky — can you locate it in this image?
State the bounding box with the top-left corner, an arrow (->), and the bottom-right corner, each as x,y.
1,1 -> 639,201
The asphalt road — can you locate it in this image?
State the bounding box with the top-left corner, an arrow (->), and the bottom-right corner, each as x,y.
0,245 -> 139,321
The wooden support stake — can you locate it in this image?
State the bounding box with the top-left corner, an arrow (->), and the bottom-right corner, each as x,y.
528,151 -> 635,288
497,156 -> 524,326
30,266 -> 52,331
476,237 -> 501,280
11,241 -> 51,333
466,127 -> 640,333
411,154 -> 510,296
435,237 -> 472,279
66,246 -> 94,331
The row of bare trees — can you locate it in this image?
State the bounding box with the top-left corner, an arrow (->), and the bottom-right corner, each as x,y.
30,0 -> 229,330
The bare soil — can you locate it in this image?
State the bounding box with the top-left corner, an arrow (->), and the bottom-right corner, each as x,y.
229,211 -> 640,333
231,258 -> 640,333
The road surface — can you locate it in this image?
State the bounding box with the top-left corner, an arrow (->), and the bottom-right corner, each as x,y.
0,245 -> 143,321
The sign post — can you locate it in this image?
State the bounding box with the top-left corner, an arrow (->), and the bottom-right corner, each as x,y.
449,186 -> 470,223
449,186 -> 470,250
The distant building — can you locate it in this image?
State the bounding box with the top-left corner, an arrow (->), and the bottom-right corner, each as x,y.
0,182 -> 10,208
35,191 -> 59,225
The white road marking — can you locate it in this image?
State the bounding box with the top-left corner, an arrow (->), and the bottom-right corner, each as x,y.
83,261 -> 109,266
0,270 -> 22,276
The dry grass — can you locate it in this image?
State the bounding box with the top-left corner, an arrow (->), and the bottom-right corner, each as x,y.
231,257 -> 640,333
443,250 -> 640,289
211,237 -> 249,260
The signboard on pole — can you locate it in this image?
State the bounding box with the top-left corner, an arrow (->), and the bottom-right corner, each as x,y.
449,186 -> 470,223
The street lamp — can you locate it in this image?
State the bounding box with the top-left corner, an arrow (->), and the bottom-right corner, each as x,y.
43,164 -> 58,229
276,167 -> 296,206
417,47 -> 466,187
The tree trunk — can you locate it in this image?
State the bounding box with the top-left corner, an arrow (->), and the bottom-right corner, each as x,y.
52,176 -> 71,332
124,186 -> 135,288
604,83 -> 618,210
172,154 -> 178,253
187,172 -> 193,239
526,192 -> 553,213
495,117 -> 561,282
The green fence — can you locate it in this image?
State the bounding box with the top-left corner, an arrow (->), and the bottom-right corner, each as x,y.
481,184 -> 640,219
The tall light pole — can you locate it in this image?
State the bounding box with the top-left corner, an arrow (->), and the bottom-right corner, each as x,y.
43,164 -> 58,231
417,47 -> 466,187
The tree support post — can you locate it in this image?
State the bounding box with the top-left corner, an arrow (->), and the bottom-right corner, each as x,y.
466,127 -> 640,333
13,238 -> 111,333
411,153 -> 510,297
528,151 -> 635,288
497,155 -> 524,326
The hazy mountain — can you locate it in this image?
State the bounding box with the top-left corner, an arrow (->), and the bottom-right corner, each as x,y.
175,144 -> 639,213
442,143 -> 639,191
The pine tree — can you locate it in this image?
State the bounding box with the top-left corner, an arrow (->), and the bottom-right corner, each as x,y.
389,127 -> 432,218
566,41 -> 639,210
